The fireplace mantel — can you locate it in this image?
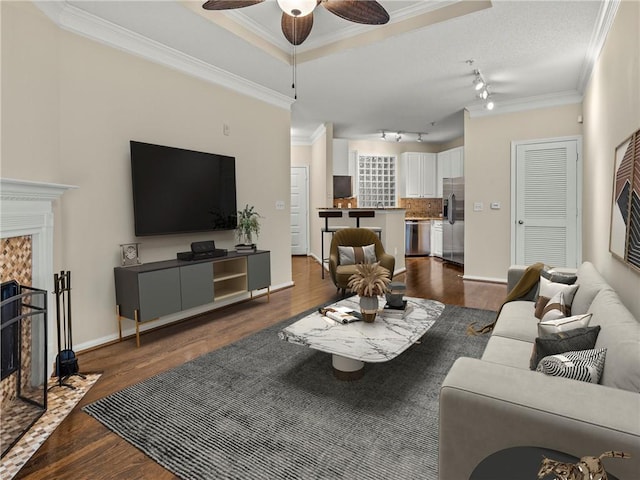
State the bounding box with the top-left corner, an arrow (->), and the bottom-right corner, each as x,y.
1,178 -> 78,378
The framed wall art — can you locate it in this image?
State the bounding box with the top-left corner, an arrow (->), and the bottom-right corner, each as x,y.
610,127 -> 640,271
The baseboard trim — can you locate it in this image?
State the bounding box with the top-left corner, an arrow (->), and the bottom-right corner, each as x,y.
462,274 -> 507,284
75,281 -> 294,354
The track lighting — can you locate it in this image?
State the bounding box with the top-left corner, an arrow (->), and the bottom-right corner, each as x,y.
378,131 -> 427,142
473,70 -> 485,91
468,62 -> 496,112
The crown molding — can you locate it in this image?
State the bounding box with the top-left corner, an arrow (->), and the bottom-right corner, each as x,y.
34,1 -> 294,111
577,0 -> 620,93
466,90 -> 583,118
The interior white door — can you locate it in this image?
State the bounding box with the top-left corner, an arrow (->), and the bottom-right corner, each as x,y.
513,139 -> 580,268
290,166 -> 308,255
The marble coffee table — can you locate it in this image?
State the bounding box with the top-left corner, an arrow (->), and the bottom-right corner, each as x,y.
278,296 -> 445,380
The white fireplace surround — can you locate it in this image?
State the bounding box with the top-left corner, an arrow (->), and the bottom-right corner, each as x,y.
1,178 -> 77,378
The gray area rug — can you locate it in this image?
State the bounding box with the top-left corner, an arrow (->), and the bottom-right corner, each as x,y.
84,304 -> 494,480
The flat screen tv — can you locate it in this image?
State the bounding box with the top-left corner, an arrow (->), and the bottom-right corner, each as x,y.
333,175 -> 352,198
130,141 -> 237,236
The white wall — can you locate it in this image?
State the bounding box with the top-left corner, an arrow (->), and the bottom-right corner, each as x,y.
464,104 -> 584,282
2,2 -> 293,349
582,0 -> 640,318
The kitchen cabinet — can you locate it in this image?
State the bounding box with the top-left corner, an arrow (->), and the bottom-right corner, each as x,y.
402,152 -> 436,198
436,147 -> 464,197
431,220 -> 443,257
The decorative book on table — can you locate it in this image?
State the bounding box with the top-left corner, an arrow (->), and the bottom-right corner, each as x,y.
319,306 -> 363,324
383,301 -> 412,318
235,244 -> 256,252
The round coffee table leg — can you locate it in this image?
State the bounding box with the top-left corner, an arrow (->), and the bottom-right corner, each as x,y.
332,355 -> 365,381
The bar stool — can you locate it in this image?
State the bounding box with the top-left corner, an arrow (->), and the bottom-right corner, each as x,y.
348,210 -> 382,238
319,211 -> 348,279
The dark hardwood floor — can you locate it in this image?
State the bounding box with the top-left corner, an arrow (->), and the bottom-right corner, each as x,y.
15,256 -> 506,479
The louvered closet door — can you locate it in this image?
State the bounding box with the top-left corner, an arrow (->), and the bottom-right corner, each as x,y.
515,140 -> 578,268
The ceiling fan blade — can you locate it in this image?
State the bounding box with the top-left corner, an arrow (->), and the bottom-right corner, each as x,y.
281,12 -> 314,46
322,0 -> 389,25
202,0 -> 264,11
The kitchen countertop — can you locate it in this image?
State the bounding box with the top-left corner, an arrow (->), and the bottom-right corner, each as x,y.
405,217 -> 443,221
318,207 -> 406,211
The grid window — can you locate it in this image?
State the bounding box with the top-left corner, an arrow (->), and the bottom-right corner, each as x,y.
357,155 -> 397,207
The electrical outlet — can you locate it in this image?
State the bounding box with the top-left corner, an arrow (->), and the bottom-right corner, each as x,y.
490,202 -> 501,210
473,202 -> 483,212
275,200 -> 285,210
223,123 -> 230,136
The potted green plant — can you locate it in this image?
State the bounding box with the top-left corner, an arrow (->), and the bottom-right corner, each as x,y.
347,262 -> 391,322
236,204 -> 262,246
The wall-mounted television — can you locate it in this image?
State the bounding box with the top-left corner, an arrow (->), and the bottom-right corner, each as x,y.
130,141 -> 237,236
333,175 -> 352,198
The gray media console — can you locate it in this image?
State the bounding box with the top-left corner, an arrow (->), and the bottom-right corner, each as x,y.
114,250 -> 270,346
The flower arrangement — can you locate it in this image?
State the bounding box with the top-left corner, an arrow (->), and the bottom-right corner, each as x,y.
236,204 -> 262,245
347,262 -> 391,297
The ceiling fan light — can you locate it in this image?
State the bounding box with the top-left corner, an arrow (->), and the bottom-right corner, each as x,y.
277,0 -> 316,17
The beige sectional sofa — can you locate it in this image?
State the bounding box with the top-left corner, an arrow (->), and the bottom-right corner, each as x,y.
439,262 -> 640,479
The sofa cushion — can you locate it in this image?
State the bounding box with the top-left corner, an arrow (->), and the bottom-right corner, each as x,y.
493,301 -> 539,343
534,277 -> 579,319
588,288 -> 640,392
538,291 -> 568,321
536,348 -> 607,384
338,244 -> 376,265
481,335 -> 533,370
538,313 -> 593,335
530,325 -> 601,370
571,262 -> 610,315
541,267 -> 578,285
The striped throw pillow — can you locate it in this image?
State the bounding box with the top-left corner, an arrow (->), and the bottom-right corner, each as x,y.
338,244 -> 377,265
536,348 -> 607,383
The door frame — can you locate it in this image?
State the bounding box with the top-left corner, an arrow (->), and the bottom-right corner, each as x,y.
510,135 -> 583,266
290,165 -> 310,255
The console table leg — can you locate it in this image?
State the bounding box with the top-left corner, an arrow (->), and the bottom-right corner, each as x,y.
134,309 -> 140,348
117,305 -> 122,342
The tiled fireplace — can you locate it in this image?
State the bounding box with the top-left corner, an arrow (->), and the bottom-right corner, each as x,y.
0,179 -> 76,383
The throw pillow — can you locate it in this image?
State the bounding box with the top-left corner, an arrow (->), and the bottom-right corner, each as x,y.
534,277 -> 579,319
536,348 -> 607,384
338,244 -> 377,265
539,291 -> 568,321
538,313 -> 593,336
540,267 -> 578,285
529,325 -> 601,370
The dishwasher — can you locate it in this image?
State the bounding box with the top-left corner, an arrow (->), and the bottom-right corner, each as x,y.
405,220 -> 431,256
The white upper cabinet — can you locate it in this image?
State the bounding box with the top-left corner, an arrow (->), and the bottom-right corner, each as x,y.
402,152 -> 437,198
436,147 -> 464,197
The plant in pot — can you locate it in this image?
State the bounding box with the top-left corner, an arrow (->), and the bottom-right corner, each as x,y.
236,204 -> 262,246
347,262 -> 391,322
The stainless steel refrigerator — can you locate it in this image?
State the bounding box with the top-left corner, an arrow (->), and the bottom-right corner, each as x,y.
442,177 -> 464,265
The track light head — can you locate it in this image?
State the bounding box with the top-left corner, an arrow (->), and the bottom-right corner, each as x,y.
417,134 -> 423,142
396,133 -> 402,142
486,100 -> 495,110
479,88 -> 489,100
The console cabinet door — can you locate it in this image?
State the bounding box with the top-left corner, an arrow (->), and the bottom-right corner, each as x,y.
247,252 -> 271,291
180,262 -> 214,310
138,269 -> 182,321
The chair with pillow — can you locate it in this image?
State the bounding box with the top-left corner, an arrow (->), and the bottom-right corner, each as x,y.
328,228 -> 395,295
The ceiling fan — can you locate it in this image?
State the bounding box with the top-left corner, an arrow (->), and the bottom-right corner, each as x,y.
202,0 -> 390,46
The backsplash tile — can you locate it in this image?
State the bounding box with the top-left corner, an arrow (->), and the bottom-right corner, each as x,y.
399,198 -> 442,218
